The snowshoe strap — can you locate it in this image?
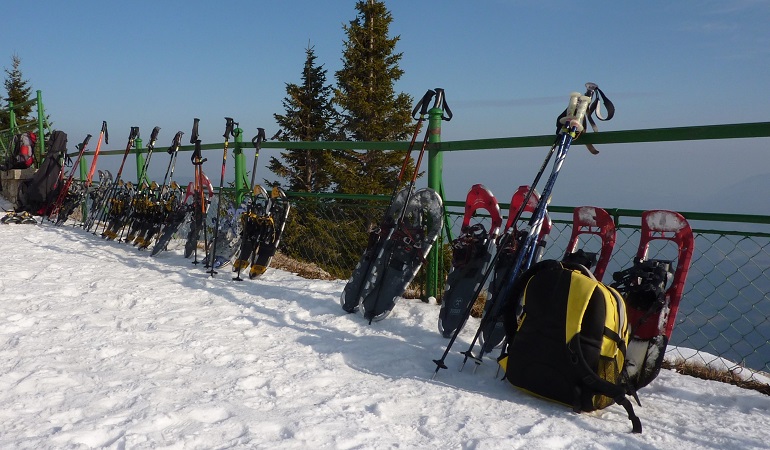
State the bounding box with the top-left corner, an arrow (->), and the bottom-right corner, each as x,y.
615,396 -> 642,433
585,83 -> 615,132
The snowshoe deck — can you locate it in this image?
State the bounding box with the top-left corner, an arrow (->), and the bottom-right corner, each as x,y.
358,188 -> 444,322
438,184 -> 503,338
563,206 -> 616,281
340,187 -> 412,313
612,209 -> 694,388
248,187 -> 290,280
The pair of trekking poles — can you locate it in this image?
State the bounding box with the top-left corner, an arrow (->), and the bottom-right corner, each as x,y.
432,83 -> 613,378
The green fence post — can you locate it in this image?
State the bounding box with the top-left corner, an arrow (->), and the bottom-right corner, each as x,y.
36,90 -> 45,166
135,137 -> 145,184
233,127 -> 245,204
426,102 -> 445,301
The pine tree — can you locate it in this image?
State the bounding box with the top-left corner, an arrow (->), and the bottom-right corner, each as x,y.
333,0 -> 414,195
270,45 -> 349,272
0,54 -> 34,132
270,45 -> 342,193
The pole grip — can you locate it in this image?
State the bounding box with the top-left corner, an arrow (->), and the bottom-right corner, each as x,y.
412,89 -> 436,119
149,126 -> 161,147
224,117 -> 236,139
169,131 -> 184,154
570,95 -> 591,131
130,126 -> 140,142
101,121 -> 109,145
191,118 -> 200,144
191,118 -> 202,163
433,87 -> 453,121
80,134 -> 92,149
251,128 -> 266,148
559,92 -> 581,125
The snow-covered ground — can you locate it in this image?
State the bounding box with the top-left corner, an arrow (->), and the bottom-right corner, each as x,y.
1,215 -> 769,449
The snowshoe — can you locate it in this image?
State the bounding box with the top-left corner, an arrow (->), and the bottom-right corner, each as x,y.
611,210 -> 694,389
340,187 -> 412,313
438,184 -> 503,338
248,187 -> 290,280
359,187 -> 443,322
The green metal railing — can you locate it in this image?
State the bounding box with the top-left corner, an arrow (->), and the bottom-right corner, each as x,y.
79,119 -> 770,381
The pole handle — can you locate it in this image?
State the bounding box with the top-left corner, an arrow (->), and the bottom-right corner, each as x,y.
412,89 -> 436,120
101,121 -> 109,145
433,87 -> 453,121
224,117 -> 237,139
191,118 -> 202,163
191,118 -> 200,144
129,126 -> 140,142
148,126 -> 161,149
79,134 -> 92,150
251,128 -> 266,148
169,131 -> 184,154
571,96 -> 592,131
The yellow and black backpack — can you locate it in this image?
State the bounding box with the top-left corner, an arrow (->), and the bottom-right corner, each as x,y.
499,260 -> 642,433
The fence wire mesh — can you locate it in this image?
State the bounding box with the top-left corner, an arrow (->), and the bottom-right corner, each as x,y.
280,194 -> 770,384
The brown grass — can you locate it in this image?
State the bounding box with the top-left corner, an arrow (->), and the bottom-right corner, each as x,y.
269,252 -> 335,280
663,358 -> 770,396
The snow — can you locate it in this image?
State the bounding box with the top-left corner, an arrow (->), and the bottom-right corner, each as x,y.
1,218 -> 769,449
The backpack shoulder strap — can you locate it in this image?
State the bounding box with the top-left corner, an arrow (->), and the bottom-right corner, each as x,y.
567,277 -> 642,433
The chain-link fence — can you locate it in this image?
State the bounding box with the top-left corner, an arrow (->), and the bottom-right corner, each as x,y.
279,193 -> 770,383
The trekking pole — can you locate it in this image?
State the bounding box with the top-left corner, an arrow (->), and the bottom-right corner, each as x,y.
249,128 -> 266,190
138,126 -> 161,186
123,126 -> 160,242
90,127 -> 140,235
161,131 -> 183,189
85,121 -> 109,187
188,118 -> 208,264
362,89 -> 448,324
207,117 -> 237,275
148,131 -> 186,256
48,134 -> 91,221
464,88 -> 594,366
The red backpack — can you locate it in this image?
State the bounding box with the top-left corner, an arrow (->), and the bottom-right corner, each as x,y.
6,132 -> 37,169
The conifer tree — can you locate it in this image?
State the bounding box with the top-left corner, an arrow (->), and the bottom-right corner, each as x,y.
0,54 -> 34,131
270,45 -> 342,192
271,45 -> 349,274
333,0 -> 414,195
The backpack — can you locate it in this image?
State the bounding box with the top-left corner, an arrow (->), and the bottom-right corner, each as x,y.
4,131 -> 37,170
15,130 -> 68,215
499,260 -> 642,433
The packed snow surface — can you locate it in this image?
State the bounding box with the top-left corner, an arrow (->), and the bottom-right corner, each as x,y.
0,219 -> 769,449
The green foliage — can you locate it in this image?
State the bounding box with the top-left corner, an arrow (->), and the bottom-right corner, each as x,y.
0,54 -> 34,132
333,0 -> 415,196
270,45 -> 343,193
280,199 -> 374,279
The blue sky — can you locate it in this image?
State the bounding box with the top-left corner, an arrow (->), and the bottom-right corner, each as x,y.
2,1 -> 768,213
